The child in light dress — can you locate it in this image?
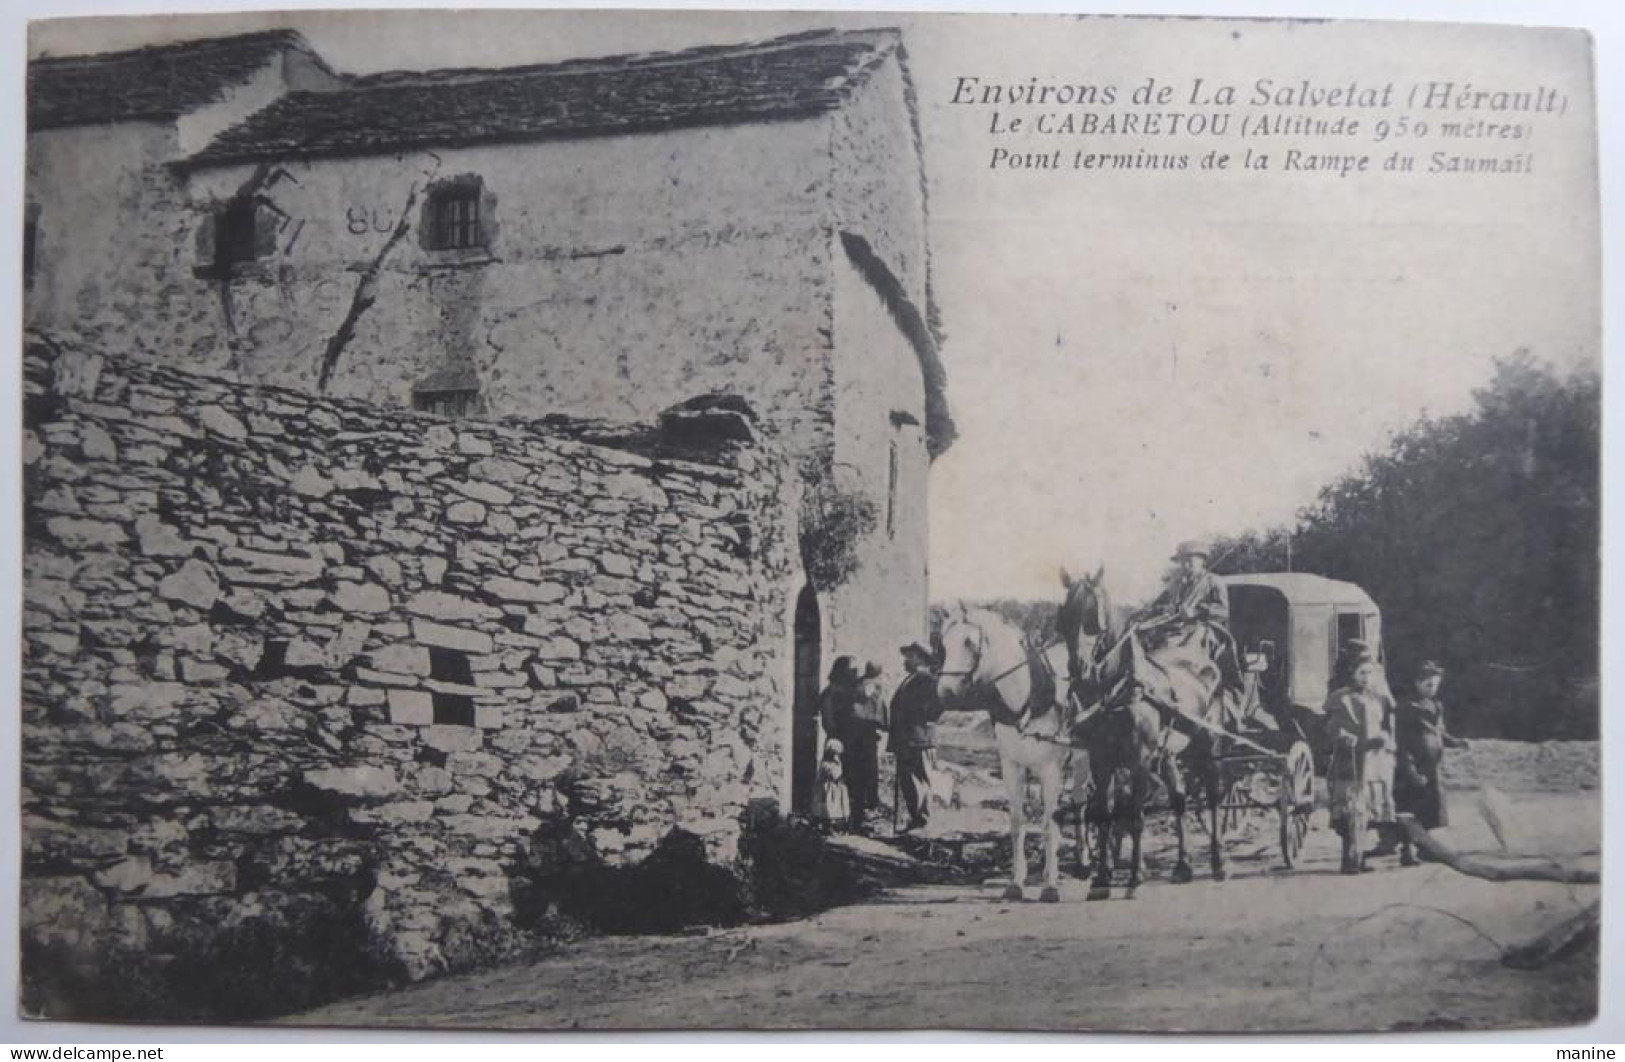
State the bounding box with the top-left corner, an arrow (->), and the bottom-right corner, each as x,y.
811,738 -> 850,832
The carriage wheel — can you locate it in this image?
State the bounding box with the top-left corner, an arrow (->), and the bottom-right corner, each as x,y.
1278,740 -> 1315,869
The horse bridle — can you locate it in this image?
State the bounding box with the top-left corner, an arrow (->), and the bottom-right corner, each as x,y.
934,618 -> 989,679
937,618 -> 1059,689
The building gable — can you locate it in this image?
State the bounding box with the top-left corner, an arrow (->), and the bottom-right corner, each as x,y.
28,29 -> 337,131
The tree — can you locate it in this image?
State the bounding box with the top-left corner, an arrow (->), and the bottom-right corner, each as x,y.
1221,353 -> 1598,739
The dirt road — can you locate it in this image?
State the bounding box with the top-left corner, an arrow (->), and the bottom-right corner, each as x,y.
294,780 -> 1599,1032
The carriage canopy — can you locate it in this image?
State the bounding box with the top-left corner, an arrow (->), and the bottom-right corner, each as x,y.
1221,573 -> 1382,715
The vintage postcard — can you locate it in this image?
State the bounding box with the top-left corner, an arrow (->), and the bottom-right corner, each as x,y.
18,8 -> 1601,1032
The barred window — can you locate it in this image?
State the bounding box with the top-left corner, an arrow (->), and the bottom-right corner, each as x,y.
427,185 -> 484,251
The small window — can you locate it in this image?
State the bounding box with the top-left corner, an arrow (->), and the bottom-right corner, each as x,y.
413,389 -> 479,419
215,196 -> 260,269
433,693 -> 475,727
429,646 -> 474,685
413,367 -> 481,420
429,647 -> 476,726
427,184 -> 485,251
886,440 -> 899,538
1336,612 -> 1364,650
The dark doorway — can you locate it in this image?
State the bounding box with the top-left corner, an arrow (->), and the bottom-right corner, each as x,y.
791,584 -> 821,814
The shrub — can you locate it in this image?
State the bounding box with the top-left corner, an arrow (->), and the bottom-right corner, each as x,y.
734,799 -> 870,921
20,901 -> 396,1024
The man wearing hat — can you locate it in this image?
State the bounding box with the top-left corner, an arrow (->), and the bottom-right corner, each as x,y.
1137,539 -> 1243,696
888,642 -> 942,833
1393,660 -> 1468,864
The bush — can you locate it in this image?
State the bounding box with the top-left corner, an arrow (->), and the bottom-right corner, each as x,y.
514,803 -> 873,935
735,799 -> 870,921
20,902 -> 396,1024
513,820 -> 747,935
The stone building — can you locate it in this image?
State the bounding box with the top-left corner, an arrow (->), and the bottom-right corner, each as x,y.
28,27 -> 952,810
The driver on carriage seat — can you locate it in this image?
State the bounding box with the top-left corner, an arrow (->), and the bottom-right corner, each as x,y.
1137,540 -> 1246,702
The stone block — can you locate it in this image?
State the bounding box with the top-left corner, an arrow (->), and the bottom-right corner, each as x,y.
289,465 -> 334,498
474,704 -> 504,729
423,725 -> 483,754
36,486 -> 81,514
456,434 -> 494,457
355,801 -> 436,825
208,805 -> 305,834
80,423 -> 118,462
155,558 -> 221,610
532,635 -> 582,662
446,499 -> 487,525
223,546 -> 326,579
45,516 -> 127,550
365,555 -> 404,585
711,673 -> 754,699
457,480 -> 515,506
412,765 -> 454,796
354,666 -> 419,687
109,681 -> 188,717
179,657 -> 229,683
199,405 -> 248,441
368,644 -> 431,676
468,457 -> 529,483
302,765 -> 400,803
485,577 -> 567,604
411,620 -> 494,656
597,552 -> 636,577
388,689 -> 434,726
606,612 -> 652,641
333,580 -> 392,615
408,590 -> 498,623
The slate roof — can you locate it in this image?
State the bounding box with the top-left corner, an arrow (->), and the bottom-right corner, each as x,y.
28,29 -> 327,131
182,28 -> 900,167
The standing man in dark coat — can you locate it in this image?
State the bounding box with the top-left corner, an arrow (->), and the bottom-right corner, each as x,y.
818,656 -> 867,832
1395,661 -> 1468,862
888,642 -> 942,833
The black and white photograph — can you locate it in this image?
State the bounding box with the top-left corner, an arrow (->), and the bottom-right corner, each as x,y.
14,6 -> 1605,1033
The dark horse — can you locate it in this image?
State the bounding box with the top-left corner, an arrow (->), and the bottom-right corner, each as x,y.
1057,568 -> 1230,899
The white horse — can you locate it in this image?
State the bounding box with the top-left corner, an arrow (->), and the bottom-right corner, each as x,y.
936,604 -> 1077,902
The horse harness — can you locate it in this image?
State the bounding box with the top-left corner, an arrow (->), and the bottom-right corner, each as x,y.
938,626 -> 1065,733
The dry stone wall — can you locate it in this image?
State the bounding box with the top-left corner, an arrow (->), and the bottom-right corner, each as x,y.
20,334 -> 797,981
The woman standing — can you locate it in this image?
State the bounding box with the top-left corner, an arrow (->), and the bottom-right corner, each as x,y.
1323,653 -> 1397,874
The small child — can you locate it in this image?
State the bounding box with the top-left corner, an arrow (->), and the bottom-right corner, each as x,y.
811,738 -> 850,832
1394,661 -> 1468,865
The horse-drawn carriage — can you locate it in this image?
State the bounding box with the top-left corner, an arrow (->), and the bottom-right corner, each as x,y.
934,568 -> 1388,900
1224,572 -> 1385,760
1205,572 -> 1386,866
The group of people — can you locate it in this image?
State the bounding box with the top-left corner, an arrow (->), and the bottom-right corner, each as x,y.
810,537 -> 1471,868
1325,650 -> 1469,874
812,642 -> 943,836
